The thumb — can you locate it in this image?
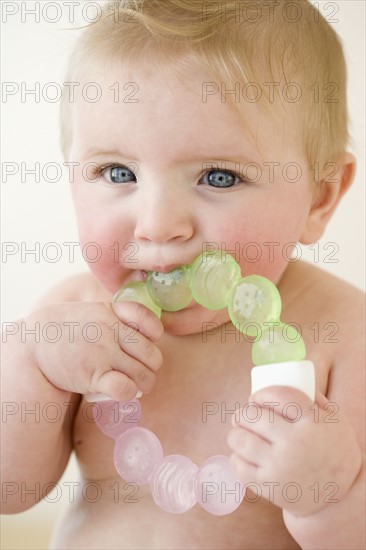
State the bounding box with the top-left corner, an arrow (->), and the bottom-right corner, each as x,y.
94,370 -> 138,403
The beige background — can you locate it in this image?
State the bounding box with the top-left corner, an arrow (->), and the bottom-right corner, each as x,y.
1,1 -> 365,549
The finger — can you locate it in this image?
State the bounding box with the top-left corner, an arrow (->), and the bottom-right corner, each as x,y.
112,301 -> 164,342
118,329 -> 163,372
229,453 -> 259,483
92,369 -> 138,403
249,386 -> 314,421
227,427 -> 271,466
232,404 -> 281,442
109,348 -> 158,394
313,389 -> 329,409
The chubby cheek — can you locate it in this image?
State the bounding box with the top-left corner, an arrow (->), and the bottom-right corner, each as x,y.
211,193 -> 309,284
74,202 -> 133,294
86,238 -> 125,293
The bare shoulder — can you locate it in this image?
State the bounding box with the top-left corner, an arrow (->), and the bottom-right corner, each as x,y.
32,272 -> 113,309
280,260 -> 364,331
286,259 -> 364,346
281,259 -> 363,309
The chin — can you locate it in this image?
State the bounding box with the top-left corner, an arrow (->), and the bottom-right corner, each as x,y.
160,310 -> 199,336
160,306 -> 228,337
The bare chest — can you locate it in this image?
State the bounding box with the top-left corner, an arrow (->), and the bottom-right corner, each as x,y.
58,263 -> 340,549
56,361 -> 300,549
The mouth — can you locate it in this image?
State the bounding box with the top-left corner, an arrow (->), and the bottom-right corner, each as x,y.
130,267 -> 180,283
149,264 -> 182,273
136,264 -> 185,280
125,265 -> 197,313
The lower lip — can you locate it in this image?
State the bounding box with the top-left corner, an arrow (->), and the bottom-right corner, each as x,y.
184,298 -> 197,310
132,270 -> 148,282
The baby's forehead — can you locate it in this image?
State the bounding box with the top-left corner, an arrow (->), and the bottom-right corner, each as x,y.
70,59 -> 304,163
74,58 -> 221,106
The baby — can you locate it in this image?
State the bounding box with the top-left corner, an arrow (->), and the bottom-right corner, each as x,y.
2,1 -> 365,548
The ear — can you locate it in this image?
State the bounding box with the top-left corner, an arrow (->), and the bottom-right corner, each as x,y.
299,152 -> 357,245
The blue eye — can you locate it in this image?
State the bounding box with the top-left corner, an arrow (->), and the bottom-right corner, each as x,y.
201,169 -> 241,188
101,165 -> 136,184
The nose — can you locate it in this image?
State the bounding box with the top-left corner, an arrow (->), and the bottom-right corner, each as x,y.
134,189 -> 194,243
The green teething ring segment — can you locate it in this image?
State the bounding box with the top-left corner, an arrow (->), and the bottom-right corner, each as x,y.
114,250 -> 306,366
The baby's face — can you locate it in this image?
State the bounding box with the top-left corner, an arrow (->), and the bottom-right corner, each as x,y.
69,59 -> 313,334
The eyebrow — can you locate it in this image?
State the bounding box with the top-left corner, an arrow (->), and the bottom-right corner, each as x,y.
82,148 -> 261,165
82,149 -> 137,161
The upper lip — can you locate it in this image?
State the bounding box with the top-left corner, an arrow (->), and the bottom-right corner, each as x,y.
149,264 -> 183,273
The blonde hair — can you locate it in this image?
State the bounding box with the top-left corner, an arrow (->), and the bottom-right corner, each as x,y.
60,0 -> 349,183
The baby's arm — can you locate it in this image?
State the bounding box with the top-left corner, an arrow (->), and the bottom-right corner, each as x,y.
1,346 -> 80,514
283,297 -> 365,549
1,275 -> 163,513
228,286 -> 365,549
1,277 -> 84,513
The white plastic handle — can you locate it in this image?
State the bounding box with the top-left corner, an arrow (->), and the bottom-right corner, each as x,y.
251,360 -> 315,402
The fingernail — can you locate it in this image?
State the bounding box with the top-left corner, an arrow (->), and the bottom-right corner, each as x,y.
135,390 -> 143,399
85,393 -> 113,402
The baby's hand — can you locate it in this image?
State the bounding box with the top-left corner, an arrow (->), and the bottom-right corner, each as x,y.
25,301 -> 164,402
227,387 -> 362,516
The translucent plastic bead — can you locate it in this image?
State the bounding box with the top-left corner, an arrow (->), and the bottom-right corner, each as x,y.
114,281 -> 161,318
195,455 -> 244,516
150,455 -> 198,513
190,251 -> 241,309
114,427 -> 163,484
147,266 -> 193,311
228,275 -> 282,336
93,399 -> 140,439
252,322 -> 306,365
